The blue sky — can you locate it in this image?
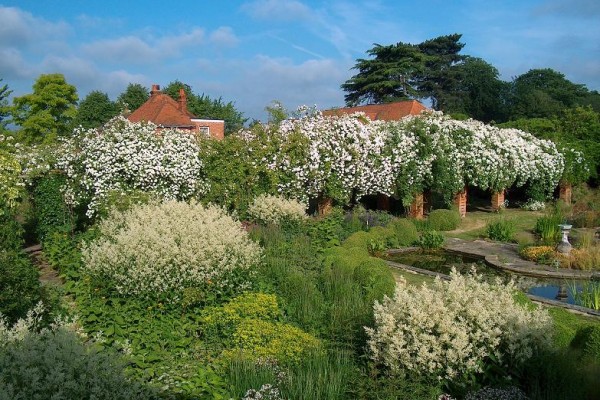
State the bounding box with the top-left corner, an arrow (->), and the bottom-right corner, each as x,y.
1,0 -> 599,121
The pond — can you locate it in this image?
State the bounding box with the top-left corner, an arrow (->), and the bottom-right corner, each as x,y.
384,249 -> 587,305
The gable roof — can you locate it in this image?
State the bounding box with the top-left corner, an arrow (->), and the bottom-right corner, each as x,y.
322,100 -> 428,121
127,85 -> 197,128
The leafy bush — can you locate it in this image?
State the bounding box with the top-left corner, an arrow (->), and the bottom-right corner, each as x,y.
366,271 -> 552,384
486,219 -> 516,242
0,250 -> 41,323
387,218 -> 419,246
344,206 -> 394,232
366,226 -> 399,254
223,318 -> 322,366
247,194 -> 307,225
82,200 -> 262,303
572,325 -> 600,360
0,150 -> 23,214
427,209 -> 461,231
32,173 -> 73,241
0,329 -> 157,399
341,231 -> 371,252
417,230 -> 445,249
0,212 -> 24,252
201,293 -> 281,342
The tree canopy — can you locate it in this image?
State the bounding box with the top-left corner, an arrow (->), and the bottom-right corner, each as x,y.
72,91 -> 119,129
163,80 -> 247,135
0,79 -> 11,133
11,74 -> 78,144
117,83 -> 149,113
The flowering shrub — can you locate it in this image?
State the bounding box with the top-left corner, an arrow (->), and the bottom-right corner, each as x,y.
366,270 -> 551,382
82,200 -> 262,302
0,151 -> 23,214
247,194 -> 307,225
521,199 -> 546,211
519,246 -> 556,263
57,117 -> 208,217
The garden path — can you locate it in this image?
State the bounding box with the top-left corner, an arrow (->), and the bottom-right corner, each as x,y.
24,244 -> 62,286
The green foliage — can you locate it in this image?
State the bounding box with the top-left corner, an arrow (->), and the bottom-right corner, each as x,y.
223,318 -> 322,366
387,218 -> 419,246
0,78 -> 12,132
307,207 -> 348,251
11,73 -> 78,144
117,83 -> 148,113
32,173 -> 73,241
0,329 -> 158,399
163,80 -> 247,135
0,151 -> 23,214
0,250 -> 41,323
417,230 -> 445,249
486,219 -> 516,242
427,209 -> 461,231
72,90 -> 119,129
548,307 -> 583,348
0,212 -> 24,252
199,131 -> 280,217
228,350 -> 356,400
353,368 -> 443,400
534,210 -> 563,245
200,293 -> 281,344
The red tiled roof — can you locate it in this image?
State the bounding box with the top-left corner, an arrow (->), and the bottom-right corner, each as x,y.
127,86 -> 197,128
322,100 -> 428,121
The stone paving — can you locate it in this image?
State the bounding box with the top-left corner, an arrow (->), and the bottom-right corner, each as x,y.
443,237 -> 599,280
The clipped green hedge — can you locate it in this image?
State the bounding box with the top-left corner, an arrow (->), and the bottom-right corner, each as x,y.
387,218 -> 419,246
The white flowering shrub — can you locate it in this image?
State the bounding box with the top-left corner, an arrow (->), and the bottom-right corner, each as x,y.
366,270 -> 552,382
82,200 -> 262,302
521,199 -> 546,211
57,117 -> 208,217
247,194 -> 307,225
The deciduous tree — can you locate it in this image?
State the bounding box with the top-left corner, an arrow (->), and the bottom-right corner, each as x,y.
12,74 -> 78,144
73,91 -> 119,129
117,83 -> 149,113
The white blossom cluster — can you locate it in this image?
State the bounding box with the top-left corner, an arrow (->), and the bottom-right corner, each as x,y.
81,200 -> 262,301
247,194 -> 307,225
57,117 -> 209,217
251,110 -> 565,207
366,270 -> 552,382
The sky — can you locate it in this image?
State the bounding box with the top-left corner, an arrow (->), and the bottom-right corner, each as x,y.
1,0 -> 599,122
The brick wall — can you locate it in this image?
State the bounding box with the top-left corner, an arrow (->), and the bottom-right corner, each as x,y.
192,119 -> 225,140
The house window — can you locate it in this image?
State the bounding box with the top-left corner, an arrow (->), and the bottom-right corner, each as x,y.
199,126 -> 210,135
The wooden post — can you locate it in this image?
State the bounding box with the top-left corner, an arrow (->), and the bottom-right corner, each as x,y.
559,183 -> 572,205
317,196 -> 333,216
409,193 -> 424,220
377,193 -> 391,211
454,187 -> 467,218
491,190 -> 505,211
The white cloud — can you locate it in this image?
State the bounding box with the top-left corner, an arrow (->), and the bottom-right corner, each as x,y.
209,27 -> 239,48
0,6 -> 69,47
0,47 -> 35,79
241,0 -> 312,21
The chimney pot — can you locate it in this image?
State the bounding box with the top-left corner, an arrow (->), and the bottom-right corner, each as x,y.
151,84 -> 160,96
178,88 -> 187,111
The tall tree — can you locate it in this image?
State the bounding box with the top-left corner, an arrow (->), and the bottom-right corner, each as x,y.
163,80 -> 247,135
12,74 -> 78,144
341,42 -> 426,106
72,91 -> 119,129
117,83 -> 149,113
450,57 -> 508,122
414,33 -> 466,111
509,68 -> 590,119
0,78 -> 11,132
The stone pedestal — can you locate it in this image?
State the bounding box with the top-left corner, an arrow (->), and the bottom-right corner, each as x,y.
454,187 -> 467,218
317,196 -> 333,216
409,193 -> 424,220
559,183 -> 572,205
491,190 -> 505,211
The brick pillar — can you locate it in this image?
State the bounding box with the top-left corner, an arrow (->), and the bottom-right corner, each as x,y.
559,183 -> 572,205
491,190 -> 505,211
377,193 -> 390,211
454,187 -> 467,218
317,196 -> 333,216
423,190 -> 433,214
409,192 -> 424,219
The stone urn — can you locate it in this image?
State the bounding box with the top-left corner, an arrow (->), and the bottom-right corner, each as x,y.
556,224 -> 573,254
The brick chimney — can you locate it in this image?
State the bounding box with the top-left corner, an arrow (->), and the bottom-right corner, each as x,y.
151,84 -> 160,96
178,88 -> 187,112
